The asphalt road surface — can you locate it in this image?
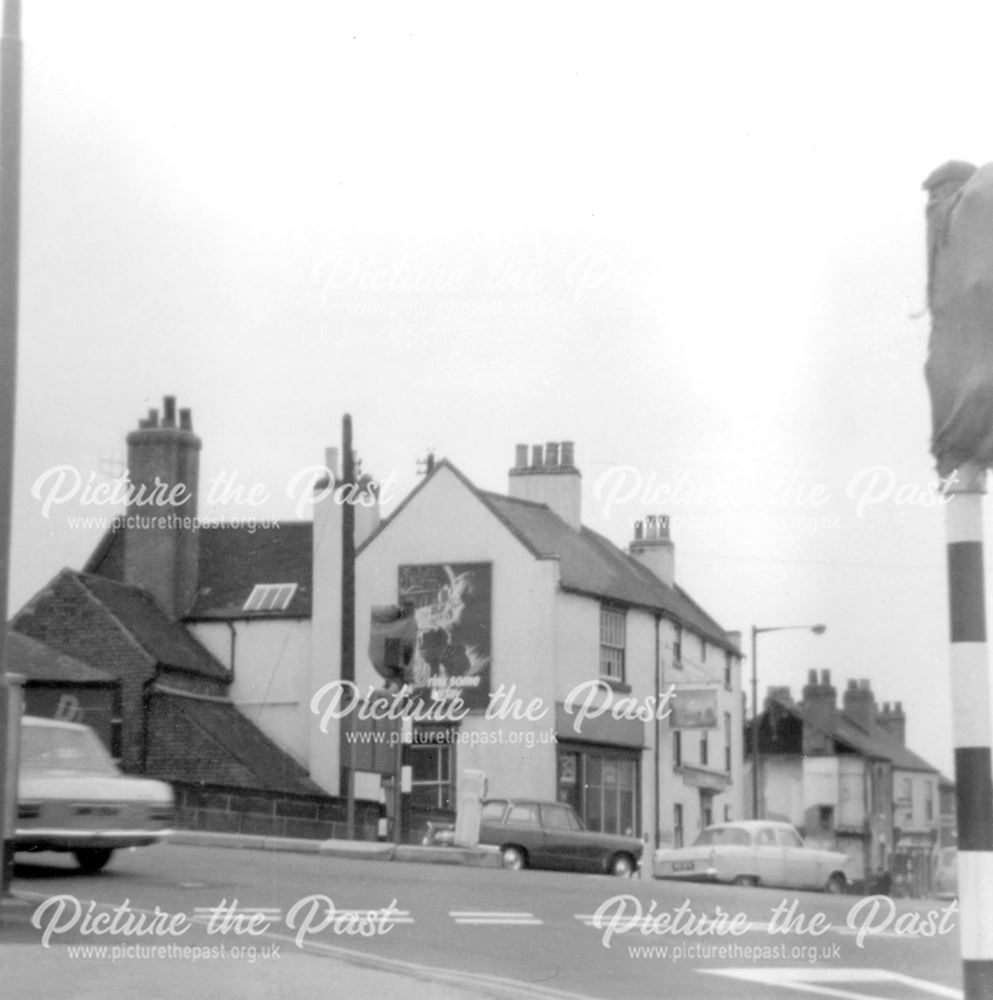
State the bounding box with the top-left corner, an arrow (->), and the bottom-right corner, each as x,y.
6,844 -> 965,1000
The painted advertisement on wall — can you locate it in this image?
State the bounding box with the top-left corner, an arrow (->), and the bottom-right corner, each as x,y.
668,687 -> 719,729
398,562 -> 492,711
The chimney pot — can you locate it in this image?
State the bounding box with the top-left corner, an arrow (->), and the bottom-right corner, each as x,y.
634,519 -> 644,540
561,441 -> 575,467
848,679 -> 857,691
162,396 -> 177,428
515,444 -> 528,469
531,444 -> 543,468
820,669 -> 831,686
546,442 -> 559,466
148,408 -> 159,427
807,669 -> 818,685
179,408 -> 193,431
895,701 -> 903,713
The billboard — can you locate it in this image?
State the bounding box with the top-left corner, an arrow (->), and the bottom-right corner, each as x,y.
398,562 -> 492,711
668,687 -> 719,729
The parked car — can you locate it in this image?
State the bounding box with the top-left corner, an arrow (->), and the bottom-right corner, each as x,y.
477,798 -> 643,876
15,715 -> 175,872
934,847 -> 958,898
653,820 -> 850,893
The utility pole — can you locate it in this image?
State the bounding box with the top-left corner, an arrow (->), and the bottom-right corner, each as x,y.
0,0 -> 23,909
340,414 -> 356,839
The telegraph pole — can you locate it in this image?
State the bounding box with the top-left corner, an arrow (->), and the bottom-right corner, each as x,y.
340,414 -> 356,838
0,0 -> 23,907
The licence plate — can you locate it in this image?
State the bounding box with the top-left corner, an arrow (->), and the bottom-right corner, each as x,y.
672,860 -> 695,872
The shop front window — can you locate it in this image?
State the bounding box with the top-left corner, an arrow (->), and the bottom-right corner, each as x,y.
409,728 -> 455,810
557,747 -> 639,836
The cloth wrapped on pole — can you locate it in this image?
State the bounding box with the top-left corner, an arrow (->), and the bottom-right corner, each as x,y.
924,160 -> 993,479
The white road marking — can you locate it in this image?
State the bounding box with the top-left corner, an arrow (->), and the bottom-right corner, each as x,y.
450,910 -> 542,925
702,966 -> 962,999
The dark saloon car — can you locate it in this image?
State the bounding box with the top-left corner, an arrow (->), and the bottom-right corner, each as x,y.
479,798 -> 643,876
15,715 -> 175,871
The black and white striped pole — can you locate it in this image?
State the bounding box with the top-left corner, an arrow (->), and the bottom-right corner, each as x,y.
944,463 -> 993,999
923,160 -> 993,1000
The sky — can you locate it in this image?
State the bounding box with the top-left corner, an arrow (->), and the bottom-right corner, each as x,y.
7,0 -> 993,778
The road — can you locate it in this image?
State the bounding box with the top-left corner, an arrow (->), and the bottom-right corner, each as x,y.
4,844 -> 965,1000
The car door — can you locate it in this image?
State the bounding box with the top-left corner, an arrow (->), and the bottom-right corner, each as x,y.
501,802 -> 546,865
777,826 -> 820,889
752,825 -> 787,886
540,804 -> 599,872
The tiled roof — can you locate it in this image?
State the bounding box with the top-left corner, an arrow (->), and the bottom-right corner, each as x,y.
5,630 -> 113,684
188,523 -> 312,619
85,523 -> 313,620
765,696 -> 939,773
481,492 -> 738,652
74,573 -> 229,681
146,690 -> 324,795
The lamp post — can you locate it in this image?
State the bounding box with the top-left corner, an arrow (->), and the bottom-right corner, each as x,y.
750,623 -> 826,819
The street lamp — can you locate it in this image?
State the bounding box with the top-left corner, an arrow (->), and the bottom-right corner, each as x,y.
750,623 -> 827,819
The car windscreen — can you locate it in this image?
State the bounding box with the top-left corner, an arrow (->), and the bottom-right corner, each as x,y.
692,826 -> 751,847
20,724 -> 118,774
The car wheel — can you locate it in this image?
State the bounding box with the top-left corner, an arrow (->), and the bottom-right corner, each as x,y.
733,875 -> 758,888
824,873 -> 845,895
610,853 -> 636,878
74,848 -> 114,873
501,846 -> 526,871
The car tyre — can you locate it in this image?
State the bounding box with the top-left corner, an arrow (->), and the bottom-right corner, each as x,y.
733,875 -> 758,888
610,853 -> 636,878
824,873 -> 846,895
74,848 -> 114,873
501,846 -> 526,871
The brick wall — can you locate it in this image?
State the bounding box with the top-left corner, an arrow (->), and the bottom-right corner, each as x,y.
174,783 -> 382,840
12,571 -> 157,772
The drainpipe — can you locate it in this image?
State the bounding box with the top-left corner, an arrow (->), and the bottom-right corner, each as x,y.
654,613 -> 661,850
225,621 -> 238,682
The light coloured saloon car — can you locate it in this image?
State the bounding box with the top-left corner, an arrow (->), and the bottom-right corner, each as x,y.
653,820 -> 850,893
15,715 -> 174,872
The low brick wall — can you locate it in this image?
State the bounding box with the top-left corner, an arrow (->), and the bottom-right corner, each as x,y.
173,783 -> 383,841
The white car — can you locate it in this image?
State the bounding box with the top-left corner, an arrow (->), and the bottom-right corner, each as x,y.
653,820 -> 850,893
16,715 -> 174,872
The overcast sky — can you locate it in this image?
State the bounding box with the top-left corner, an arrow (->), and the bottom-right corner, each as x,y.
9,0 -> 993,777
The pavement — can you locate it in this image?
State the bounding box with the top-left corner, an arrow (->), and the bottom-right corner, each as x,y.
0,832 -> 509,1000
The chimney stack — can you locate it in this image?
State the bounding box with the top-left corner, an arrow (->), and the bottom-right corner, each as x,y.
124,395 -> 201,619
508,441 -> 582,530
877,699 -> 907,744
628,513 -> 675,587
843,677 -> 878,732
801,668 -> 837,756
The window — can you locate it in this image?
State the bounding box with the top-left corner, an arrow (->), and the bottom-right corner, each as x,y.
724,712 -> 732,773
756,827 -> 777,847
585,754 -> 637,835
673,627 -> 683,669
409,730 -> 454,810
481,800 -> 507,822
599,607 -> 626,682
776,827 -> 804,848
700,637 -> 707,663
694,826 -> 749,847
506,803 -> 540,826
724,652 -> 732,689
243,583 -> 298,612
673,731 -> 682,768
674,804 -> 684,848
700,731 -> 708,767
541,805 -> 582,831
925,783 -> 934,821
724,804 -> 733,822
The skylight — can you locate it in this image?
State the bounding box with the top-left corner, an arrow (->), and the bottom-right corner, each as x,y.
243,583 -> 298,613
